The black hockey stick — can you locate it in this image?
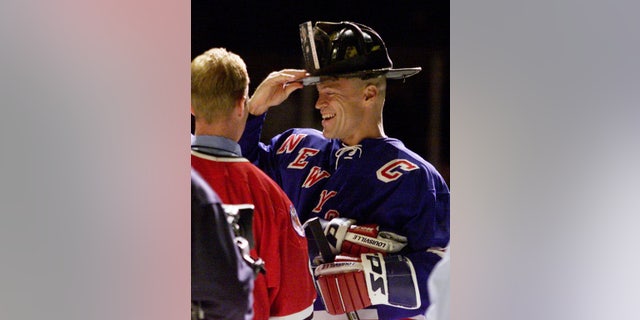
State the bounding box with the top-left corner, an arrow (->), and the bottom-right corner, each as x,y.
304,217 -> 334,264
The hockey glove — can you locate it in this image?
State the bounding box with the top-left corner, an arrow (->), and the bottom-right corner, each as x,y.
324,218 -> 408,255
314,253 -> 421,315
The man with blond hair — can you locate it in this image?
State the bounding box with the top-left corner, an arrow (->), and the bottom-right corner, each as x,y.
191,47 -> 316,320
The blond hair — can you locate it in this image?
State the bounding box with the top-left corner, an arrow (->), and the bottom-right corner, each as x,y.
191,48 -> 249,123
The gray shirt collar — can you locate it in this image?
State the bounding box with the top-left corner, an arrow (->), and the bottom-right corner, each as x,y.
191,135 -> 242,157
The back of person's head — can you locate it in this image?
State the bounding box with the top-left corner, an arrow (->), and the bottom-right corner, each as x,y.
191,48 -> 249,123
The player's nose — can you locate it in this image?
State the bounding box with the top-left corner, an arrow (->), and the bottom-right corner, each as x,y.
315,96 -> 327,110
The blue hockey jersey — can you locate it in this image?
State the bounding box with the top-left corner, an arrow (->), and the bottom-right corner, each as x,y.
240,114 -> 450,319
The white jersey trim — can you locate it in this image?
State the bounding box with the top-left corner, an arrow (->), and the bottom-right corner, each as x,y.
269,304 -> 314,320
191,150 -> 250,162
313,309 -> 378,320
313,309 -> 426,320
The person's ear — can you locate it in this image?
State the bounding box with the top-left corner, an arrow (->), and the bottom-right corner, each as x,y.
235,96 -> 247,118
191,105 -> 195,116
363,84 -> 378,102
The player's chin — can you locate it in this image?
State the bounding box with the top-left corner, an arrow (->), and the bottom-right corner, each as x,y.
321,129 -> 336,139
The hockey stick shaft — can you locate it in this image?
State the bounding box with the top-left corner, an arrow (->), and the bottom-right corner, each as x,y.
304,217 -> 335,264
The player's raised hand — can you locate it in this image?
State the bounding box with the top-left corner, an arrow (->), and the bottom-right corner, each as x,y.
248,69 -> 308,115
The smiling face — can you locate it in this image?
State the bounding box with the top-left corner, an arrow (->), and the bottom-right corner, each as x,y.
315,78 -> 369,144
315,76 -> 387,145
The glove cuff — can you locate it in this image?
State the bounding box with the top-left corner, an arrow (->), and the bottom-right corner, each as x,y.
361,253 -> 421,309
315,260 -> 363,276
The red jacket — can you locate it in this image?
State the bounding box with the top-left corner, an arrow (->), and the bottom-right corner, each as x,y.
192,150 -> 315,319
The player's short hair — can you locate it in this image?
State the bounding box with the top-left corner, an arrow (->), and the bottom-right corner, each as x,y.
191,48 -> 249,123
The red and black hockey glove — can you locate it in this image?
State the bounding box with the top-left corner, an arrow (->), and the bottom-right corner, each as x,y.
314,253 -> 421,315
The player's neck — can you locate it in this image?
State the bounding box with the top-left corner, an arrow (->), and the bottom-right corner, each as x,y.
341,125 -> 386,146
194,121 -> 242,142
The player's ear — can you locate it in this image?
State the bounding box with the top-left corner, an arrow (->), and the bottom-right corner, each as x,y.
363,84 -> 378,102
190,104 -> 195,116
234,96 -> 247,118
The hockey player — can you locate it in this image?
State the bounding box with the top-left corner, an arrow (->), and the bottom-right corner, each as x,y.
191,48 -> 316,319
239,21 -> 450,319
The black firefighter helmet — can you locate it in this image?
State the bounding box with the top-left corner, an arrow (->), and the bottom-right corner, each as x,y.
298,21 -> 421,86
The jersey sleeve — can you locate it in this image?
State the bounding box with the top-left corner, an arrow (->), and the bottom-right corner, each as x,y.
239,115 -> 316,187
271,197 -> 316,318
404,169 -> 449,317
252,180 -> 316,319
239,113 -> 268,164
371,163 -> 450,318
239,113 -> 288,184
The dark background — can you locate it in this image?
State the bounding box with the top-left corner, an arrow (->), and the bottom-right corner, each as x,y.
192,1 -> 450,184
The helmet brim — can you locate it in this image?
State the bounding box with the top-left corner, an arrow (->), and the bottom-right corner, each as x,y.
297,67 -> 422,86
